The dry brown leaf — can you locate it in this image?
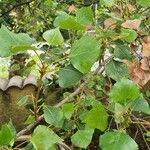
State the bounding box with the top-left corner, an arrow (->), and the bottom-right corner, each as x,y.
142,36 -> 150,57
68,4 -> 76,14
86,25 -> 95,31
104,18 -> 116,30
121,19 -> 141,30
124,36 -> 150,88
133,68 -> 150,87
140,57 -> 150,71
143,36 -> 150,43
112,7 -> 122,17
125,60 -> 150,88
130,44 -> 138,56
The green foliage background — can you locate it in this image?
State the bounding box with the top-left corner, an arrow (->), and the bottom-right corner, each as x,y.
0,0 -> 150,150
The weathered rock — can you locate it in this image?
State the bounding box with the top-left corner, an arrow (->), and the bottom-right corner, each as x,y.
0,75 -> 37,131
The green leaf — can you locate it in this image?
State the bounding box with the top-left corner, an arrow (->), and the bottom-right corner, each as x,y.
114,44 -> 133,61
79,110 -> 89,121
102,0 -> 115,7
0,25 -> 35,57
22,143 -> 35,150
105,60 -> 128,81
109,78 -> 140,105
62,120 -> 74,131
11,45 -> 37,54
49,145 -> 57,150
59,17 -> 84,31
27,60 -> 36,67
53,12 -> 69,27
0,122 -> 16,147
62,103 -> 75,119
83,96 -> 99,107
44,0 -> 53,5
25,115 -> 35,125
114,103 -> 128,123
76,7 -> 93,26
58,64 -> 83,88
54,12 -> 85,30
70,36 -> 100,74
10,64 -> 20,72
43,106 -> 64,128
136,0 -> 150,7
83,103 -> 108,131
17,95 -> 29,107
6,121 -> 16,147
146,131 -> 150,142
31,125 -> 63,150
43,28 -> 64,46
131,94 -> 150,115
99,131 -> 138,150
71,129 -> 94,149
120,28 -> 137,43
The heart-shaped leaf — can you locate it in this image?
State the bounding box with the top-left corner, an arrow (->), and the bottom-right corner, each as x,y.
109,78 -> 140,105
131,94 -> 150,114
43,106 -> 64,128
70,36 -> 100,74
0,25 -> 35,57
59,64 -> 83,88
105,60 -> 128,81
31,125 -> 63,150
83,103 -> 108,131
0,122 -> 16,147
43,28 -> 64,46
71,128 -> 94,149
99,131 -> 138,150
76,7 -> 93,26
54,12 -> 85,30
120,28 -> 137,43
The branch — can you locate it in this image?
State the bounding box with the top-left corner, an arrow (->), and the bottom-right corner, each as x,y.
17,82 -> 86,137
17,114 -> 43,137
132,121 -> 150,126
17,64 -> 104,137
55,82 -> 86,107
132,114 -> 150,150
136,123 -> 150,150
16,135 -> 72,150
16,82 -> 87,149
0,0 -> 33,17
58,143 -> 72,150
